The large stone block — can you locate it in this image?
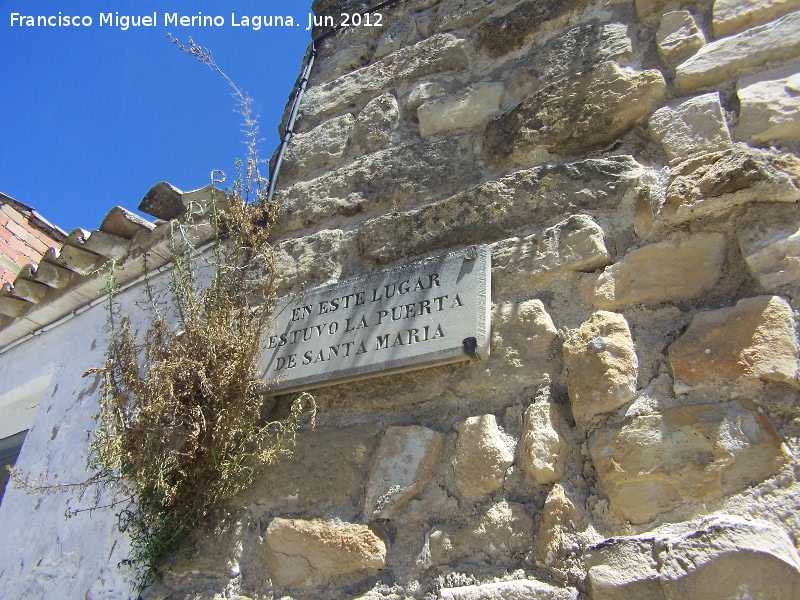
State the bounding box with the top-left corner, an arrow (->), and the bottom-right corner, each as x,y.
298,34 -> 468,123
589,403 -> 790,523
476,0 -> 591,58
418,83 -> 504,138
563,311 -> 638,425
491,214 -> 610,295
669,295 -> 799,395
358,156 -> 642,264
738,203 -> 800,290
656,10 -> 706,68
264,518 -> 387,588
675,12 -> 800,91
492,301 -> 558,373
352,93 -> 399,154
453,414 -> 514,501
713,0 -> 800,38
280,114 -> 354,182
736,63 -> 800,143
486,61 -> 665,167
581,232 -> 726,308
520,400 -> 565,484
662,148 -> 800,225
275,136 -> 480,234
361,425 -> 444,521
429,501 -> 533,566
440,579 -> 578,600
648,93 -> 732,163
587,516 -> 800,599
273,229 -> 348,291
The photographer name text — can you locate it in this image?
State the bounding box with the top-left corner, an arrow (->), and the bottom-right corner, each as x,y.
10,11 -> 383,31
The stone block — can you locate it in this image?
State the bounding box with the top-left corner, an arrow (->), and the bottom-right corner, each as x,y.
272,229 -> 347,292
361,425 -> 444,521
636,0 -> 701,18
486,61 -> 665,167
440,579 -> 579,600
491,214 -> 610,295
563,311 -> 638,425
662,148 -> 800,225
264,518 -> 386,588
435,0 -> 499,31
675,12 -> 800,91
492,300 -> 558,373
648,93 -> 732,163
358,156 -> 642,264
280,114 -> 354,182
736,63 -> 800,143
520,400 -> 565,485
476,0 -> 591,58
669,295 -> 799,395
738,203 -> 800,290
373,15 -> 419,60
429,501 -> 533,566
581,232 -> 726,308
453,414 -> 514,501
587,516 -> 800,599
275,136 -> 480,234
405,82 -> 445,115
299,34 -> 468,123
713,0 -> 800,38
656,11 -> 706,67
535,484 -> 582,568
352,93 -> 399,154
589,403 -> 790,523
418,83 -> 504,138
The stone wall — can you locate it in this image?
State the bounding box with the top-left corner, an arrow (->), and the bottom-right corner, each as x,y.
4,0 -> 800,598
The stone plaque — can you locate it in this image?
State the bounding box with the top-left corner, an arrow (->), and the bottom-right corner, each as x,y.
259,246 -> 491,393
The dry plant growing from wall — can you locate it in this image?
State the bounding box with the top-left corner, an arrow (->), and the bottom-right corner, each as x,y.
14,37 -> 315,596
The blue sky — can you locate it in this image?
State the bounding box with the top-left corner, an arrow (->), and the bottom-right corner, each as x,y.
1,0 -> 312,233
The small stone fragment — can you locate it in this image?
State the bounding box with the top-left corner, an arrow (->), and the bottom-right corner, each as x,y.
669,295 -> 799,394
713,0 -> 800,38
589,403 -> 790,523
520,401 -> 565,484
362,425 -> 444,521
440,579 -> 579,600
534,484 -> 582,568
563,311 -> 638,425
418,82 -> 504,138
352,93 -> 400,154
648,93 -> 732,163
736,63 -> 800,143
264,518 -> 387,588
582,232 -> 726,308
486,61 -> 665,167
656,10 -> 706,67
453,414 -> 514,501
738,202 -> 800,290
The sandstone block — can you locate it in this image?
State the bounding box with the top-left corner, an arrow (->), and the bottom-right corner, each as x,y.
281,114 -> 354,182
675,12 -> 800,91
265,518 -> 386,588
374,15 -> 419,60
486,61 -> 665,167
563,311 -> 638,425
581,232 -> 726,308
276,136 -> 480,234
362,425 -> 444,521
405,82 -> 446,115
713,0 -> 800,38
492,301 -> 558,373
648,93 -> 732,163
736,63 -> 800,143
352,93 -> 399,154
273,229 -> 347,292
453,414 -> 514,501
662,148 -> 800,225
669,295 -> 799,395
358,156 -> 642,264
520,401 -> 565,484
589,403 -> 789,523
418,83 -> 504,138
738,203 -> 800,289
440,579 -> 578,600
491,214 -> 610,295
476,0 -> 591,58
636,0 -> 701,18
299,34 -> 468,123
656,11 -> 706,67
587,516 -> 800,599
429,501 -> 533,566
535,484 -> 582,568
